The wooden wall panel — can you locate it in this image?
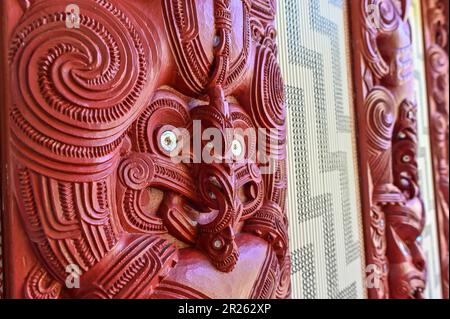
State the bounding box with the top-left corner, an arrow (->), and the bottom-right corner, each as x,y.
410,0 -> 443,299
0,0 -> 290,299
421,0 -> 450,299
0,0 -> 4,297
350,0 -> 428,299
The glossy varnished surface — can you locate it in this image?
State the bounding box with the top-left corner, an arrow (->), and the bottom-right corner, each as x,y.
2,0 -> 290,298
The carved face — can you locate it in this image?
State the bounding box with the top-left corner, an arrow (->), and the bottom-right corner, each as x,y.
116,0 -> 287,273
8,0 -> 290,299
386,198 -> 427,299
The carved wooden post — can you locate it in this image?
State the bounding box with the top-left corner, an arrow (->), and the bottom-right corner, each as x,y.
350,0 -> 427,299
0,0 -> 6,300
1,0 -> 290,299
421,0 -> 450,299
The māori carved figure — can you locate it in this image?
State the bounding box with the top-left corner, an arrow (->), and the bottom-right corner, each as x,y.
359,0 -> 427,299
8,0 -> 290,298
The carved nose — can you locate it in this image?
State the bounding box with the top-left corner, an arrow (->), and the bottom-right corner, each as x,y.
190,85 -> 243,272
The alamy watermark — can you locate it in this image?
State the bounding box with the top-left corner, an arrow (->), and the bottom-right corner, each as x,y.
365,264 -> 383,289
65,264 -> 81,289
158,121 -> 281,175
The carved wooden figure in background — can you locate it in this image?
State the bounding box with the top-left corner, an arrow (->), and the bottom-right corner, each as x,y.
4,0 -> 290,299
422,0 -> 449,299
352,0 -> 427,299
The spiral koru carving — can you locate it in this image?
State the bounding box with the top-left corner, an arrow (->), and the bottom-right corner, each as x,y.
119,154 -> 155,191
365,88 -> 396,152
9,0 -> 157,181
365,87 -> 404,204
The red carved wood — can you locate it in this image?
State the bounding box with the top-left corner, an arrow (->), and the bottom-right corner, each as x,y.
350,0 -> 427,299
0,0 -> 5,299
421,0 -> 449,299
0,0 -> 290,299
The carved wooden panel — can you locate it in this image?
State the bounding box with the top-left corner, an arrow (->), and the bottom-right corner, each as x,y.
406,0 -> 443,298
350,0 -> 428,299
0,0 -> 290,299
421,0 -> 449,299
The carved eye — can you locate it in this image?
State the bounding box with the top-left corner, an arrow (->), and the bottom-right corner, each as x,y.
213,239 -> 224,250
213,35 -> 221,48
231,139 -> 243,157
402,155 -> 411,163
160,130 -> 178,152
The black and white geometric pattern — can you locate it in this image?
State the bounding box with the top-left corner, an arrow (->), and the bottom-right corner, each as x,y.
277,0 -> 365,299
